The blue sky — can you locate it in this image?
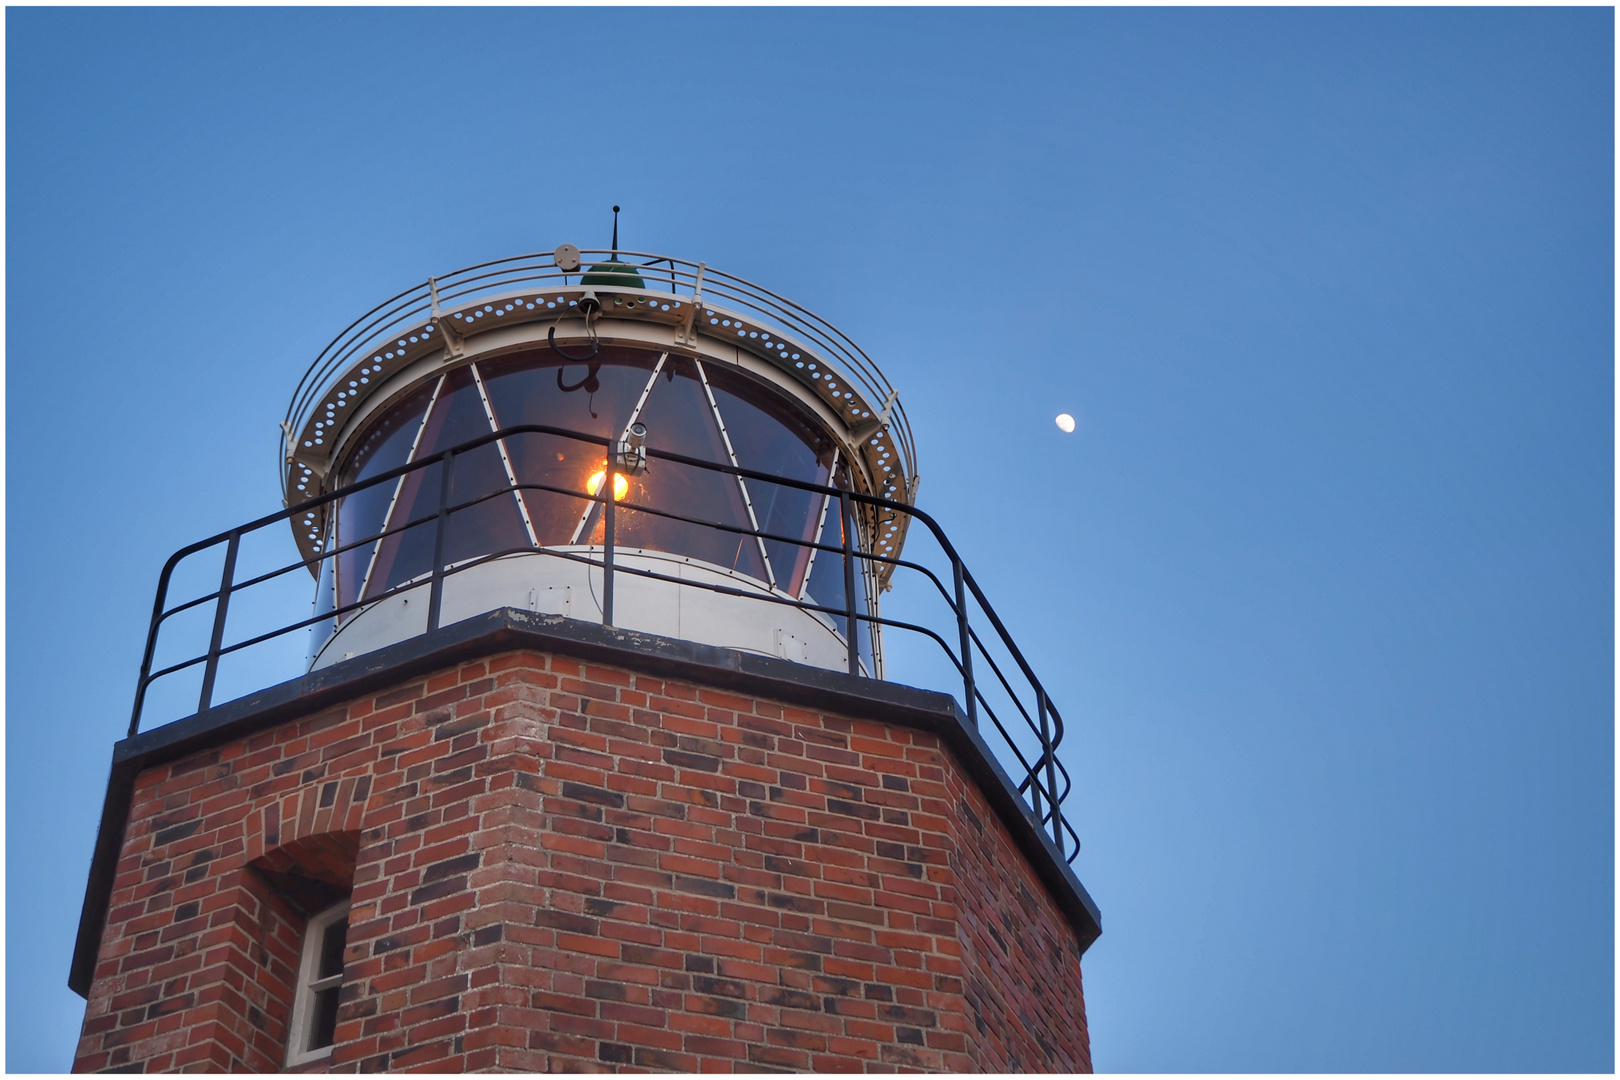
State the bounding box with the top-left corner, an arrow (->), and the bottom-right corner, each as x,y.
7,7 -> 1612,1072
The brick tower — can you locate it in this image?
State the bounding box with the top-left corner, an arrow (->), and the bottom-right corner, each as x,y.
69,236 -> 1101,1072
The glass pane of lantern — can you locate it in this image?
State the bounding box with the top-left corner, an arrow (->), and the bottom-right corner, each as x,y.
480,346 -> 659,546
367,367 -> 527,598
309,550 -> 337,662
803,481 -> 873,669
704,365 -> 834,596
331,380 -> 437,612
605,355 -> 766,581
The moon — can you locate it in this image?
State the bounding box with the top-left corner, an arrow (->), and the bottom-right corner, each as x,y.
1055,413 -> 1076,433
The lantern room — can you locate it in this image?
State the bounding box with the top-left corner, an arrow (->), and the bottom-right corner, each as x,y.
283,245 -> 916,678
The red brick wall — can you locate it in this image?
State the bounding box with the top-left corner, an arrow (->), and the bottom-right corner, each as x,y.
950,770 -> 1092,1072
74,650 -> 1090,1072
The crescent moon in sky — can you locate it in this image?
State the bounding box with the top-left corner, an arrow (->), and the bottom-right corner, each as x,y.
1055,413 -> 1076,433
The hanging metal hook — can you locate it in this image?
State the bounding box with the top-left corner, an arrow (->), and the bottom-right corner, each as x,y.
548,324 -> 600,362
548,288 -> 601,362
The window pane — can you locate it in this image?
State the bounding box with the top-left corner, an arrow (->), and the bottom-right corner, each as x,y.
481,346 -> 659,545
309,547 -> 337,662
367,368 -> 528,597
318,915 -> 348,980
363,461 -> 442,600
705,366 -> 835,595
803,480 -> 873,668
309,986 -> 340,1051
598,355 -> 765,580
331,381 -> 436,611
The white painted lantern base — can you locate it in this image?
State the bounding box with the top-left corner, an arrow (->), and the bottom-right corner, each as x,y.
311,548 -> 870,677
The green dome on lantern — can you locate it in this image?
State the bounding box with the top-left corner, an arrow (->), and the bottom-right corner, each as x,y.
580,259 -> 646,288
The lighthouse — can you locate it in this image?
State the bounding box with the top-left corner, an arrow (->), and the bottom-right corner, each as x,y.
70,229 -> 1100,1072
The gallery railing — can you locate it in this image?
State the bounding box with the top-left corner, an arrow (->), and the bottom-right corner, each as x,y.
130,424 -> 1078,862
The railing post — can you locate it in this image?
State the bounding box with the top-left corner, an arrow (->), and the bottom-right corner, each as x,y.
602,453 -> 616,626
129,564 -> 179,737
839,487 -> 859,676
426,450 -> 454,633
953,558 -> 978,729
1029,744 -> 1045,829
1038,688 -> 1061,857
197,531 -> 241,715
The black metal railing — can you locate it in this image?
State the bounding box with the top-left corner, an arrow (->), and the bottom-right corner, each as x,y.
130,424 -> 1077,862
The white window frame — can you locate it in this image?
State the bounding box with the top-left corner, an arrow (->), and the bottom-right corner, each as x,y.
285,898 -> 350,1067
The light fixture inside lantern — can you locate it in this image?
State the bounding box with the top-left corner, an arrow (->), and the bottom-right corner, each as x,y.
587,468 -> 630,501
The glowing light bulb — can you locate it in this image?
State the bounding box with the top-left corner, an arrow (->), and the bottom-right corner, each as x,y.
587,469 -> 630,501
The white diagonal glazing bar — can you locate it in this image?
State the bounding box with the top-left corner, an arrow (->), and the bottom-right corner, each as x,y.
797,449 -> 838,602
621,351 -> 668,443
567,355 -> 667,546
470,361 -> 541,550
695,359 -> 777,591
359,374 -> 445,604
